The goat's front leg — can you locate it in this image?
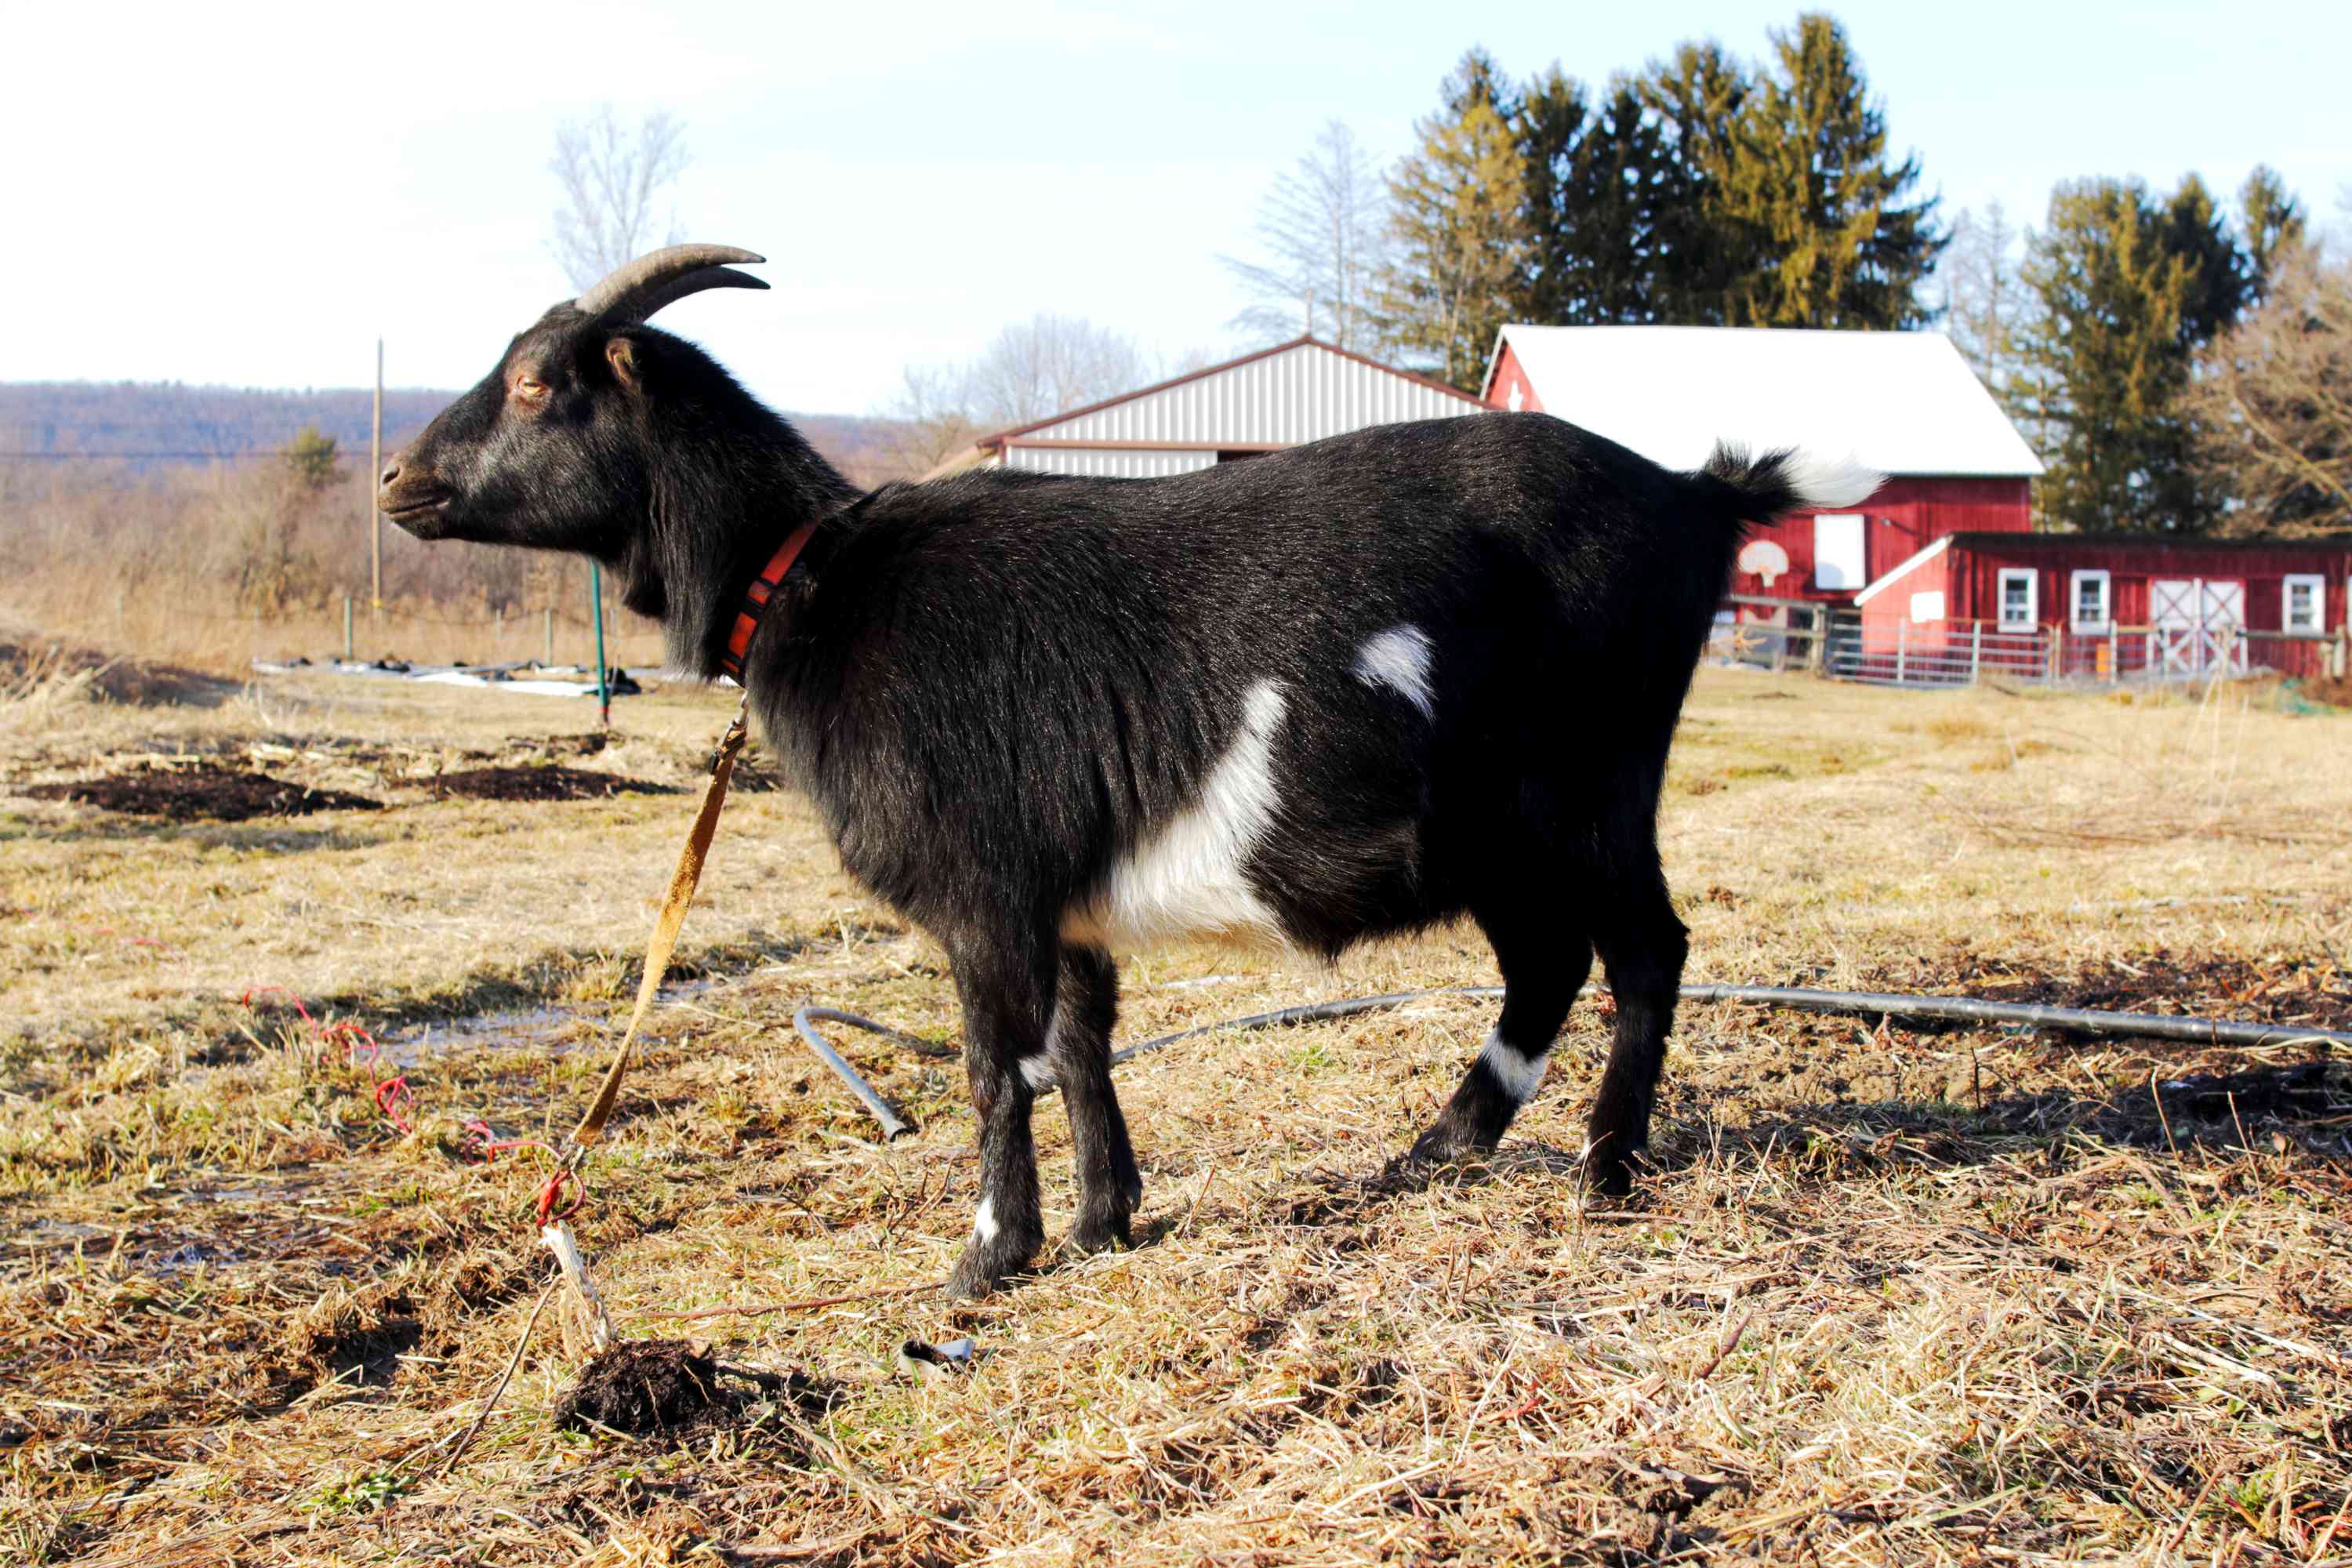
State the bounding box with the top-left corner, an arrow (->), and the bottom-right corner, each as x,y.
944,938 -> 1055,1299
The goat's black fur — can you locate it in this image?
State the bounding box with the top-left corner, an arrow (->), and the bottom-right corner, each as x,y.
384,271 -> 1875,1296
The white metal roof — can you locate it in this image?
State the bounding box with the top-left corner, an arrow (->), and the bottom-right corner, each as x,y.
986,337 -> 1483,453
1487,325 -> 2043,478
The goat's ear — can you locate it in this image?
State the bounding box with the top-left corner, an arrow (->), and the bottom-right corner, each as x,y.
604,335 -> 643,394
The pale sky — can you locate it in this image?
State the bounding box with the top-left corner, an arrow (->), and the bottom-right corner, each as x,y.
6,0 -> 2345,418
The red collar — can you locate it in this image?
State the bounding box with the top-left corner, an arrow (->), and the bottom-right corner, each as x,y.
717,521 -> 818,681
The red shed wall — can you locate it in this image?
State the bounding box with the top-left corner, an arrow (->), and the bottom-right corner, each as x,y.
1857,546 -> 1951,647
1726,477 -> 2031,602
1951,539 -> 2352,631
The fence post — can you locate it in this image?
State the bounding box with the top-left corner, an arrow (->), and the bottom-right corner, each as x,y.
343,596 -> 354,662
543,608 -> 554,666
1896,619 -> 1908,685
2047,625 -> 2060,684
1969,621 -> 1983,684
2107,626 -> 2118,683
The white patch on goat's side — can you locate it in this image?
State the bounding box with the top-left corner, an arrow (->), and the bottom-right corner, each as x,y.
1353,624 -> 1436,720
1062,680 -> 1289,954
1780,451 -> 1886,511
1018,1052 -> 1055,1091
973,1198 -> 999,1243
1477,1030 -> 1550,1105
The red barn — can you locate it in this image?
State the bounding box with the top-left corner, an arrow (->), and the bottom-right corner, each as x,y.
1483,326 -> 2042,615
1854,532 -> 2352,682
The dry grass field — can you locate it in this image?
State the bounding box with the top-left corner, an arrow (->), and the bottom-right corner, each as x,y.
5,634 -> 2351,1566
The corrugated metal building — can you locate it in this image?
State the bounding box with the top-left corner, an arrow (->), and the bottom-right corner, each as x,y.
1483,326 -> 2045,608
937,336 -> 1485,480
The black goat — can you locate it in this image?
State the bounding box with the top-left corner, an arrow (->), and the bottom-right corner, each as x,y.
382,245 -> 1878,1297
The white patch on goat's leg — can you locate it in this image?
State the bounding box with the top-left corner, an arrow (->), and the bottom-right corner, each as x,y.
973,1197 -> 999,1243
1017,1052 -> 1055,1091
1476,1029 -> 1550,1105
1352,624 -> 1436,720
1062,679 -> 1289,953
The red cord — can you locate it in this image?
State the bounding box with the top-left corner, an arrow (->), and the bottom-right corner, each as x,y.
241,985 -> 587,1225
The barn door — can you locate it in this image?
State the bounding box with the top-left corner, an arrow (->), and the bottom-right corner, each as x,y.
2151,578 -> 2248,674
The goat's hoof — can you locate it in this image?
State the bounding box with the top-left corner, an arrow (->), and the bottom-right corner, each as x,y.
1066,1209 -> 1133,1256
1580,1141 -> 1649,1198
1399,1127 -> 1490,1171
945,1232 -> 1040,1301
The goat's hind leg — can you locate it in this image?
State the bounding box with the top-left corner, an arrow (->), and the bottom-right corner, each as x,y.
1584,868 -> 1688,1196
945,938 -> 1055,1299
1405,907 -> 1590,1169
1051,943 -> 1143,1253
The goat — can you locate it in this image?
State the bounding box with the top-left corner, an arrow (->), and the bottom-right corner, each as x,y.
381,245 -> 1878,1297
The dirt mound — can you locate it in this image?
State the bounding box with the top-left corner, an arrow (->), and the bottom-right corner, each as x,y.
0,629 -> 239,708
427,764 -> 672,802
23,764 -> 383,822
2300,673 -> 2352,710
554,1338 -> 831,1438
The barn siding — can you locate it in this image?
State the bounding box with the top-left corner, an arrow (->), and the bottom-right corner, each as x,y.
1003,445 -> 1218,478
1487,341 -> 1543,414
1726,477 -> 2033,603
1020,340 -> 1479,447
1951,538 -> 2352,635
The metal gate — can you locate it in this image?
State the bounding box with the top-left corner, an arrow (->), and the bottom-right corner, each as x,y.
2151,579 -> 2247,675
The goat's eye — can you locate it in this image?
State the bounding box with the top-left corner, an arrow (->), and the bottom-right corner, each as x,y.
514,376 -> 547,399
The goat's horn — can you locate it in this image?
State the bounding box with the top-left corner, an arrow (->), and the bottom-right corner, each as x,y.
573,244 -> 768,325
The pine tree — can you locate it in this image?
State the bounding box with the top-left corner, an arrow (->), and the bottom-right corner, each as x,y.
1715,14 -> 1944,328
1635,41 -> 1759,325
1513,69 -> 1670,325
2236,165 -> 2305,303
2015,178 -> 2235,532
281,425 -> 340,488
1376,50 -> 1529,390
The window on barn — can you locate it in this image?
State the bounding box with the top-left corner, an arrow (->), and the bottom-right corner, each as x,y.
1813,514 -> 1867,590
2069,569 -> 2111,633
2284,574 -> 2325,633
1997,568 -> 2038,629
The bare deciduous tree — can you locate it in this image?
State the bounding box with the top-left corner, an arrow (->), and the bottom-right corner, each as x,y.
550,106 -> 689,290
880,316 -> 1160,478
1940,204 -> 2027,397
1220,120 -> 1389,351
2194,240 -> 2352,535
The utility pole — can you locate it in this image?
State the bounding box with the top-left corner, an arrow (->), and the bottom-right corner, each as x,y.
370,338 -> 383,612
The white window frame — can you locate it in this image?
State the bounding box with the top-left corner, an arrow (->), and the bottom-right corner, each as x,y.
2068,569 -> 2112,634
2283,573 -> 2325,633
1997,568 -> 2038,630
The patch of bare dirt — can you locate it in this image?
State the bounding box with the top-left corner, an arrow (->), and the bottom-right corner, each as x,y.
554,1339 -> 831,1438
1965,950 -> 2352,1031
20,764 -> 383,822
0,630 -> 240,708
427,764 -> 673,803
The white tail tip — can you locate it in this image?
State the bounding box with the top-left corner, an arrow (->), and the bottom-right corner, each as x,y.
1782,451 -> 1884,510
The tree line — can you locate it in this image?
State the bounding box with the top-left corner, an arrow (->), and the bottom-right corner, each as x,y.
1225,13 -> 2345,537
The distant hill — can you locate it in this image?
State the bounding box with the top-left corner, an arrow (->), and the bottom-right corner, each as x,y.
0,383 -> 911,482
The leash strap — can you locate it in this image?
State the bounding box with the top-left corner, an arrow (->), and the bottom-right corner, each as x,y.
565,698 -> 752,1153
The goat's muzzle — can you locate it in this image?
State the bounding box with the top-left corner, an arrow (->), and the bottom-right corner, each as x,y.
378,459 -> 454,535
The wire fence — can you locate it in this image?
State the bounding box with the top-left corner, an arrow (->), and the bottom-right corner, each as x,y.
1820,614 -> 2350,689
1709,597 -> 2352,690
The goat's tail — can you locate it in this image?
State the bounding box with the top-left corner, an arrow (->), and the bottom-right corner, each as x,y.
1695,444 -> 1884,526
